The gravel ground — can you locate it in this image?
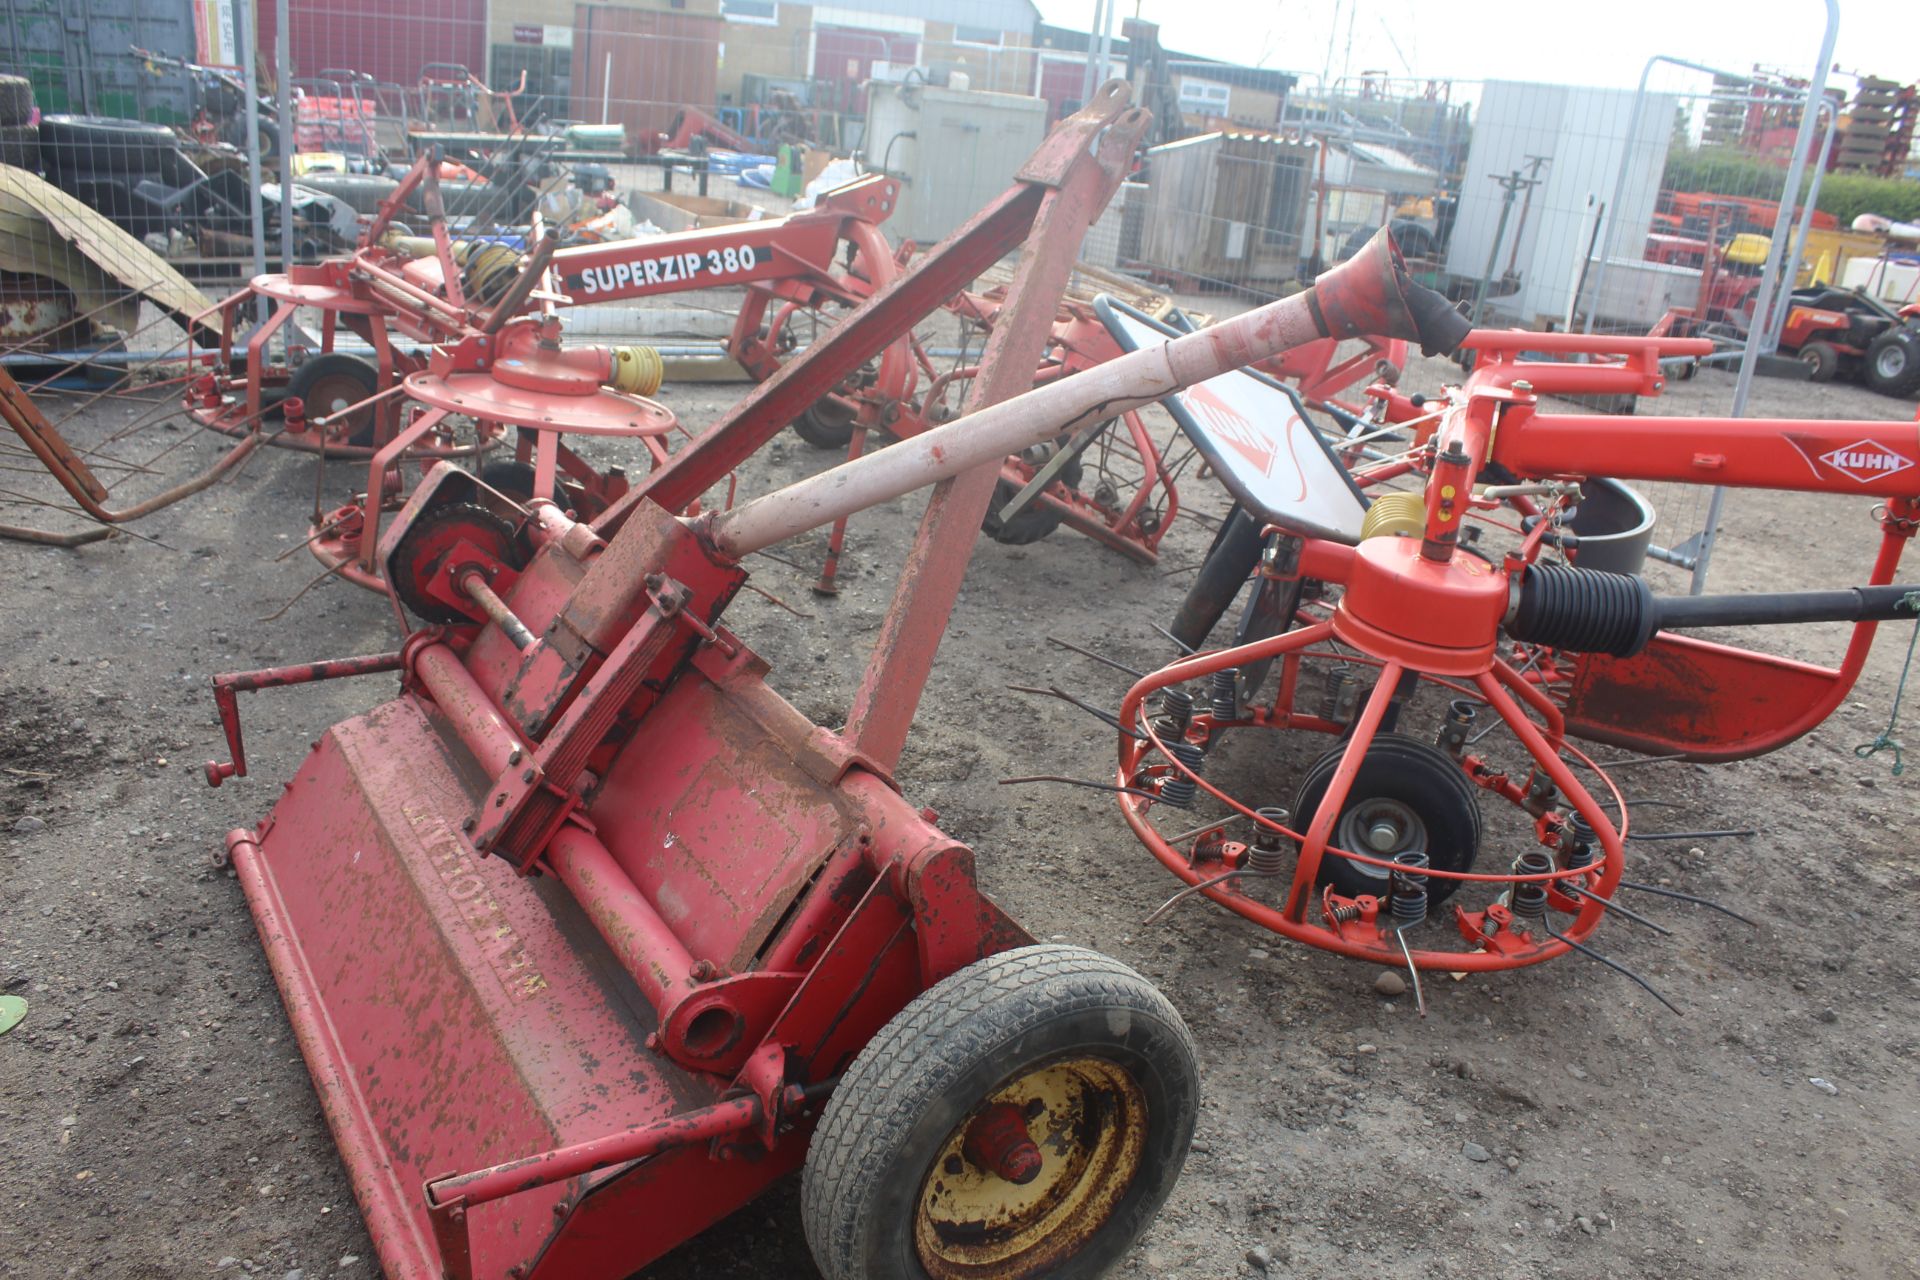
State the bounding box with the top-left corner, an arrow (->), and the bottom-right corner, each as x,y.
2,325 -> 1918,1280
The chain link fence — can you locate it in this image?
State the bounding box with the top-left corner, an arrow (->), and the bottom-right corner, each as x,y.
0,0 -> 1849,576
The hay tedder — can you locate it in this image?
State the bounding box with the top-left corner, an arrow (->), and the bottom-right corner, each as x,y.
1075,319 -> 1920,1007
196,84 -> 1485,1280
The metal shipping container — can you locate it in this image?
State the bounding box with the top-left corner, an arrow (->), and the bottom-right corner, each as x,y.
863,80 -> 1047,244
1445,80 -> 1677,325
0,0 -> 198,122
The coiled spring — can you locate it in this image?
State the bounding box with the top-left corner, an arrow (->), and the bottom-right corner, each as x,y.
1159,740 -> 1206,809
1245,806 -> 1291,876
1157,687 -> 1195,736
1562,814 -> 1597,870
1210,668 -> 1240,721
1388,849 -> 1430,927
1327,900 -> 1365,925
1436,698 -> 1477,756
1320,668 -> 1360,724
1509,849 -> 1554,921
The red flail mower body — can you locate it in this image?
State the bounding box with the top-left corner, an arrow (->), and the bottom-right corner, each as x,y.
199,82 -> 1480,1277
202,84 -> 1385,1280
1107,326 -> 1919,1002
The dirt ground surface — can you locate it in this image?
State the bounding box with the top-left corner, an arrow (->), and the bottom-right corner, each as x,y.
3,321 -> 1919,1280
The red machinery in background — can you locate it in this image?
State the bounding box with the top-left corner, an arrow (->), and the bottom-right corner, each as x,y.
197,84 -> 1472,1279
1093,325 -> 1918,1004
184,152 -> 909,591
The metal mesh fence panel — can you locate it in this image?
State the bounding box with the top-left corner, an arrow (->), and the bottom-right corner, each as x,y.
0,0 -> 1850,571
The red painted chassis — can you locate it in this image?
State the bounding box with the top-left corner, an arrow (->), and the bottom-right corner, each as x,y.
1120,329 -> 1918,974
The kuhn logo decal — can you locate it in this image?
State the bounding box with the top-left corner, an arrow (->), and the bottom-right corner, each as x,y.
1185,384 -> 1277,477
1818,439 -> 1914,484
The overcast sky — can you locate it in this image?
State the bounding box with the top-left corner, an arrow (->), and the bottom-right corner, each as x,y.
1032,0 -> 1917,97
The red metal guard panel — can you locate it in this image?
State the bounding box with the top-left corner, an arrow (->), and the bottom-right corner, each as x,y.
237,698 -> 716,1277
1562,632 -> 1842,760
590,669 -> 851,973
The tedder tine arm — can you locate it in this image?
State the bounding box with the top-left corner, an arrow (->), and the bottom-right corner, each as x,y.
0,365 -> 264,536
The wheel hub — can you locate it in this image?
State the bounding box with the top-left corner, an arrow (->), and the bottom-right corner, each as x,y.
915,1056 -> 1146,1280
1336,796 -> 1429,883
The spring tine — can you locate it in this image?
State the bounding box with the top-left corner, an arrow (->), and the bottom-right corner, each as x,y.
1006,683 -> 1146,740
1626,828 -> 1757,842
1149,621 -> 1198,654
1571,752 -> 1690,771
1159,815 -> 1240,846
1562,883 -> 1674,936
1617,880 -> 1759,927
1045,635 -> 1146,679
1392,928 -> 1428,1017
1544,922 -> 1683,1016
1143,868 -> 1256,927
997,775 -> 1165,802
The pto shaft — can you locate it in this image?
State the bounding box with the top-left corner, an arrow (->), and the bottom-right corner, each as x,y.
708,230 -> 1469,558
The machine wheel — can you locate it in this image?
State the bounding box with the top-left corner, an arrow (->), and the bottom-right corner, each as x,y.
388,502 -> 522,624
802,944 -> 1198,1280
1864,330 -> 1920,398
1230,571 -> 1305,707
0,122 -> 37,169
479,459 -> 567,509
1291,733 -> 1482,907
37,114 -> 177,175
1169,504 -> 1265,651
791,395 -> 860,449
1798,340 -> 1841,383
287,353 -> 379,446
0,75 -> 34,128
982,445 -> 1083,546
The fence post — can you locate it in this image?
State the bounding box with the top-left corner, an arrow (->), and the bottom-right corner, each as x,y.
1697,0 -> 1840,593
236,0 -> 268,319
276,0 -> 295,271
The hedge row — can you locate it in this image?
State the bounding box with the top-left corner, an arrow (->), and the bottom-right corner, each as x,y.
1661,146 -> 1920,225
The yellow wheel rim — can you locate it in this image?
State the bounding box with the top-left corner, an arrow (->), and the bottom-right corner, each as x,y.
914,1055 -> 1148,1280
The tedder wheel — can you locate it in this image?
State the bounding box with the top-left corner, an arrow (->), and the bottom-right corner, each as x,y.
1169,504 -> 1264,651
1798,339 -> 1840,384
791,395 -> 861,449
287,353 -> 380,446
1865,330 -> 1920,398
0,122 -> 36,169
1230,571 -> 1305,708
982,444 -> 1084,546
478,460 -> 567,509
0,74 -> 34,129
802,944 -> 1199,1280
1291,733 -> 1482,907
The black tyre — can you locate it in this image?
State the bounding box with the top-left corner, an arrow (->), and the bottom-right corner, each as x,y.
1230,570 -> 1305,707
38,115 -> 178,176
791,395 -> 859,449
479,459 -> 566,508
802,944 -> 1199,1280
0,122 -> 37,170
286,353 -> 379,447
1864,330 -> 1920,398
0,74 -> 33,128
279,173 -> 400,215
1798,339 -> 1840,383
1292,733 -> 1482,907
982,445 -> 1084,546
1169,504 -> 1265,651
